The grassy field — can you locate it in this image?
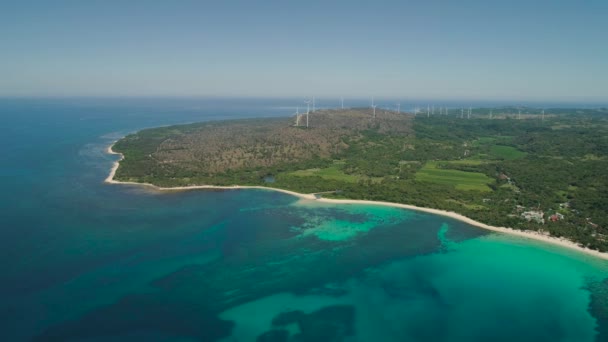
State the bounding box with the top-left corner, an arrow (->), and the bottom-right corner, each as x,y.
489,145 -> 527,160
415,162 -> 493,191
472,136 -> 514,147
472,137 -> 497,146
441,159 -> 485,165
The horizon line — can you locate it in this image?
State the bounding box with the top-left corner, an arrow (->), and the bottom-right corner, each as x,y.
1,95 -> 607,105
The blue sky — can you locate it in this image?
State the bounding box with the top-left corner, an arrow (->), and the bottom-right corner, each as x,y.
1,1 -> 607,102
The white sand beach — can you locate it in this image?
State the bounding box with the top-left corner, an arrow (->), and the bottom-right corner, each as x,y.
105,145 -> 317,199
106,143 -> 608,260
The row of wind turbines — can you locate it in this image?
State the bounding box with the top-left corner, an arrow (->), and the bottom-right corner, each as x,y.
293,96 -> 381,127
293,97 -> 547,127
414,105 -> 546,120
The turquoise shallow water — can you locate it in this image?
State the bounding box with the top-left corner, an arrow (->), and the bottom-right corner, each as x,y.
1,98 -> 608,341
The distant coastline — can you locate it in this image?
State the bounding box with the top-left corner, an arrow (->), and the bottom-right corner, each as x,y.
105,142 -> 608,261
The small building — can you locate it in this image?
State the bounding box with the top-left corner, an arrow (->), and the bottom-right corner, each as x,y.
521,211 -> 545,224
549,213 -> 564,222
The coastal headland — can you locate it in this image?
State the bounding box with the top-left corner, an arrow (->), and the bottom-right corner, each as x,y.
105,110 -> 608,262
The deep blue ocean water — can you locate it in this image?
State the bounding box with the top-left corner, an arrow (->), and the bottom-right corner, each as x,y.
1,98 -> 608,341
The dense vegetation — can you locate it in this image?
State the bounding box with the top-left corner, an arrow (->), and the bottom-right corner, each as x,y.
113,107 -> 608,251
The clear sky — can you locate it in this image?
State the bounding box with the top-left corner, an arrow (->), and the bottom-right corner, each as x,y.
1,0 -> 607,102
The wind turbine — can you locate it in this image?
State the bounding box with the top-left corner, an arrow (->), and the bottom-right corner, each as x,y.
397,102 -> 401,114
541,109 -> 545,121
307,110 -> 309,128
295,106 -> 301,126
468,107 -> 471,119
304,99 -> 311,127
371,97 -> 377,118
427,105 -> 430,117
341,97 -> 344,109
461,108 -> 464,119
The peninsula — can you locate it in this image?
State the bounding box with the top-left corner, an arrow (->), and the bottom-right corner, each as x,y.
107,107 -> 608,255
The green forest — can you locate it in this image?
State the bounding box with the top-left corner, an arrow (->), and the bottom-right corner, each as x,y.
112,107 -> 608,251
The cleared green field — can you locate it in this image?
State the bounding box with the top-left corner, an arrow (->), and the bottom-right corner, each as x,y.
415,162 -> 493,191
287,166 -> 361,183
472,136 -> 514,147
490,145 -> 527,160
442,159 -> 485,165
472,137 -> 497,146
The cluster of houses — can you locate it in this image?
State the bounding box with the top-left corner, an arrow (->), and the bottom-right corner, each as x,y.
549,212 -> 565,222
498,173 -> 598,228
516,203 -> 568,224
515,202 -> 604,238
520,210 -> 545,224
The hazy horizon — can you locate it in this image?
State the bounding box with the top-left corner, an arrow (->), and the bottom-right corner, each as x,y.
1,1 -> 607,101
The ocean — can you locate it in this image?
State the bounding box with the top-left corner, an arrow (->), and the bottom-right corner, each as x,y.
1,98 -> 607,341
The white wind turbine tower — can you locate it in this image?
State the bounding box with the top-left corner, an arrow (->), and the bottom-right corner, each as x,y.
295,106 -> 301,126
304,99 -> 311,128
468,107 -> 471,119
341,97 -> 344,109
427,105 -> 430,117
541,109 -> 545,121
307,108 -> 310,128
371,97 -> 377,118
489,109 -> 493,119
461,108 -> 464,119
397,102 -> 401,114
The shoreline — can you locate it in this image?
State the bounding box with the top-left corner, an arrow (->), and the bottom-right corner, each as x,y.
105,143 -> 608,261
105,144 -> 317,200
